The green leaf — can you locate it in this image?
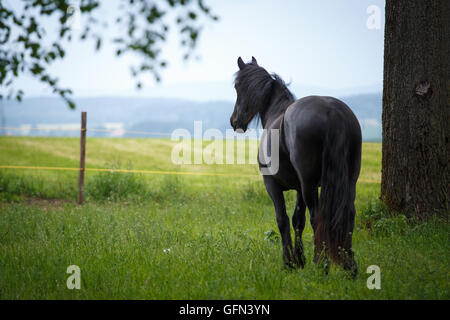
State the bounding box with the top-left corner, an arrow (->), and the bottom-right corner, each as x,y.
67,100 -> 76,109
188,12 -> 197,20
95,38 -> 102,50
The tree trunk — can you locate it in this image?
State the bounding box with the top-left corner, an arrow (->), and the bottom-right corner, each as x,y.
381,0 -> 449,218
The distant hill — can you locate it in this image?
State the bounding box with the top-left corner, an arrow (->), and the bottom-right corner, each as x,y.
1,93 -> 382,141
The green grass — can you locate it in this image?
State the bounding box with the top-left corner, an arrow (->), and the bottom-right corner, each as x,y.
0,137 -> 448,299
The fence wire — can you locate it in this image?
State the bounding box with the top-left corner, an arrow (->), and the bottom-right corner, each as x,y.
0,165 -> 380,183
0,126 -> 172,136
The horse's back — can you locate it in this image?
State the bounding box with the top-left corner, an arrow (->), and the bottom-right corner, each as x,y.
285,95 -> 358,131
283,95 -> 362,184
284,95 -> 361,144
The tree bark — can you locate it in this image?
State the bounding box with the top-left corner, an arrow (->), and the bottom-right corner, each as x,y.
381,0 -> 449,218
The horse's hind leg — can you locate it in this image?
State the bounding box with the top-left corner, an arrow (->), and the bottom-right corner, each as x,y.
263,176 -> 294,268
300,180 -> 329,272
342,182 -> 358,278
292,192 -> 306,268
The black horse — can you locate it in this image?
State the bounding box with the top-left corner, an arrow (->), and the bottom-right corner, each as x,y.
230,57 -> 362,276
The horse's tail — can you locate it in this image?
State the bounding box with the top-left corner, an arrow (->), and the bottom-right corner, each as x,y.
314,125 -> 354,264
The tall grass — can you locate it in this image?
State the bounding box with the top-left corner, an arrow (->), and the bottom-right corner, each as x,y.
0,170 -> 77,201
85,161 -> 149,201
0,170 -> 44,201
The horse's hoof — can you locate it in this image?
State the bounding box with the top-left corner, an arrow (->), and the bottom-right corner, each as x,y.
285,262 -> 295,270
343,257 -> 358,278
294,254 -> 306,269
282,259 -> 296,270
344,264 -> 358,279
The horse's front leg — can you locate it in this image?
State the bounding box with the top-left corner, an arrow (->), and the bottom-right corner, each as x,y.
263,176 -> 294,268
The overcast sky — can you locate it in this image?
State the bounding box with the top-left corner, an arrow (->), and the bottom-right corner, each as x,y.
10,0 -> 386,101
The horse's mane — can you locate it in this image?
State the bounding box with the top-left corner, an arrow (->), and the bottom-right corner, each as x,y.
270,73 -> 296,108
233,64 -> 295,127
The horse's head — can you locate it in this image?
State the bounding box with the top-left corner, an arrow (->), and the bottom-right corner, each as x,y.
230,56 -> 273,132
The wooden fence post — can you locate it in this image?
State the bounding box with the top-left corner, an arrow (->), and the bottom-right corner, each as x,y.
77,111 -> 87,205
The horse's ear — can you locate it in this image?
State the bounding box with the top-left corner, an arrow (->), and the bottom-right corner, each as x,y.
237,57 -> 246,70
251,56 -> 258,65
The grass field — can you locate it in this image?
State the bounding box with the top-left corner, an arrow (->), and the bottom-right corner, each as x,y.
0,137 -> 448,299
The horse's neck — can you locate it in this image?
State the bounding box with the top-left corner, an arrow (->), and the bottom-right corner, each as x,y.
261,91 -> 294,129
261,109 -> 284,129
